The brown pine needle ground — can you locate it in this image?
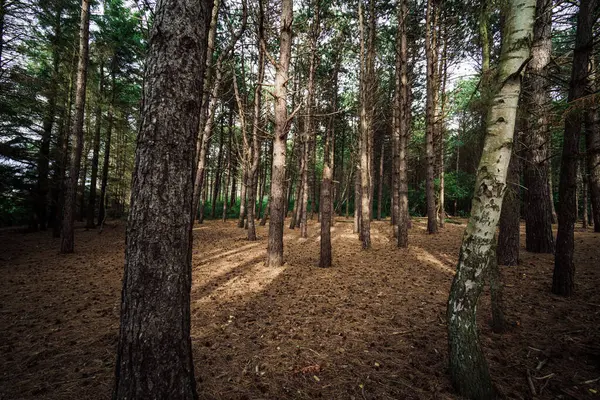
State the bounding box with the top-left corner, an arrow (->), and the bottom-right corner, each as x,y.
1,218 -> 599,399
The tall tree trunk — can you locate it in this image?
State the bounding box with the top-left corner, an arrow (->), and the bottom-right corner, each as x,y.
424,0 -> 438,234
211,112 -> 225,218
60,0 -> 90,253
247,0 -> 265,241
396,0 -> 409,248
586,58 -> 600,231
447,1 -> 535,397
581,157 -> 588,228
112,0 -> 212,395
36,14 -> 62,231
437,27 -> 448,228
497,126 -> 521,266
553,0 -> 597,296
266,0 -> 293,267
86,62 -> 104,228
358,0 -> 372,248
377,142 -> 384,220
98,68 -> 115,226
523,0 -> 554,253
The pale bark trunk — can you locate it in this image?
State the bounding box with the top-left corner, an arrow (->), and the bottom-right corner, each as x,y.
553,0 -> 597,296
112,0 -> 212,395
267,0 -> 293,267
60,0 -> 90,253
358,0 -> 371,248
447,1 -> 535,397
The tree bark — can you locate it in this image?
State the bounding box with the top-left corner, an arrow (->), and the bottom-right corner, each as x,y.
396,0 -> 409,248
424,0 -> 438,234
60,0 -> 90,253
553,0 -> 597,296
447,1 -> 535,397
86,62 -> 104,228
522,0 -> 554,253
586,58 -> 600,231
266,0 -> 293,267
98,68 -> 115,226
497,129 -> 521,266
112,0 -> 212,395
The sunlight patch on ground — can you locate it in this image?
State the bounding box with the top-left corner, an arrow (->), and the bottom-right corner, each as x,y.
414,248 -> 456,276
195,261 -> 286,306
195,242 -> 262,267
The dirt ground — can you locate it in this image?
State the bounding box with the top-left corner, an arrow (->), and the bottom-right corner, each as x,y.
1,217 -> 599,399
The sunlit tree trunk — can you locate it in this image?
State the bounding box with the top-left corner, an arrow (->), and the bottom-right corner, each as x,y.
553,0 -> 597,296
60,0 -> 90,253
447,0 -> 535,397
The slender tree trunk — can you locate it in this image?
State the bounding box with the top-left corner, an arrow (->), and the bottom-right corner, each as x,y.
581,157 -> 588,228
358,0 -> 371,248
266,0 -> 293,267
549,172 -> 557,223
553,0 -> 597,296
98,68 -> 115,226
377,142 -> 384,220
247,0 -> 265,241
497,126 -> 521,266
396,0 -> 409,248
86,62 -> 104,228
424,0 -> 438,234
60,0 -> 90,253
211,113 -> 225,218
447,1 -> 535,397
36,16 -> 62,230
523,0 -> 554,253
586,58 -> 600,231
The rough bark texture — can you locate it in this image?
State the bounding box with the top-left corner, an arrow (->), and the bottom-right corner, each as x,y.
266,0 -> 292,268
424,0 -> 438,234
60,0 -> 90,253
447,1 -> 535,397
358,0 -> 372,249
395,0 -> 409,248
112,0 -> 211,396
553,0 -> 597,296
586,60 -> 600,231
497,127 -> 521,266
522,0 -> 554,253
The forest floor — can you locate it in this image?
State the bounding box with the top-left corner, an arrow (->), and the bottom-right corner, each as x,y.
1,217 -> 599,400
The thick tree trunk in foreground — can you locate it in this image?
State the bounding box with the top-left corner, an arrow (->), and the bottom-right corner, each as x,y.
523,0 -> 554,253
112,0 -> 211,396
60,0 -> 90,253
447,0 -> 535,397
553,0 -> 597,296
267,0 -> 293,268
